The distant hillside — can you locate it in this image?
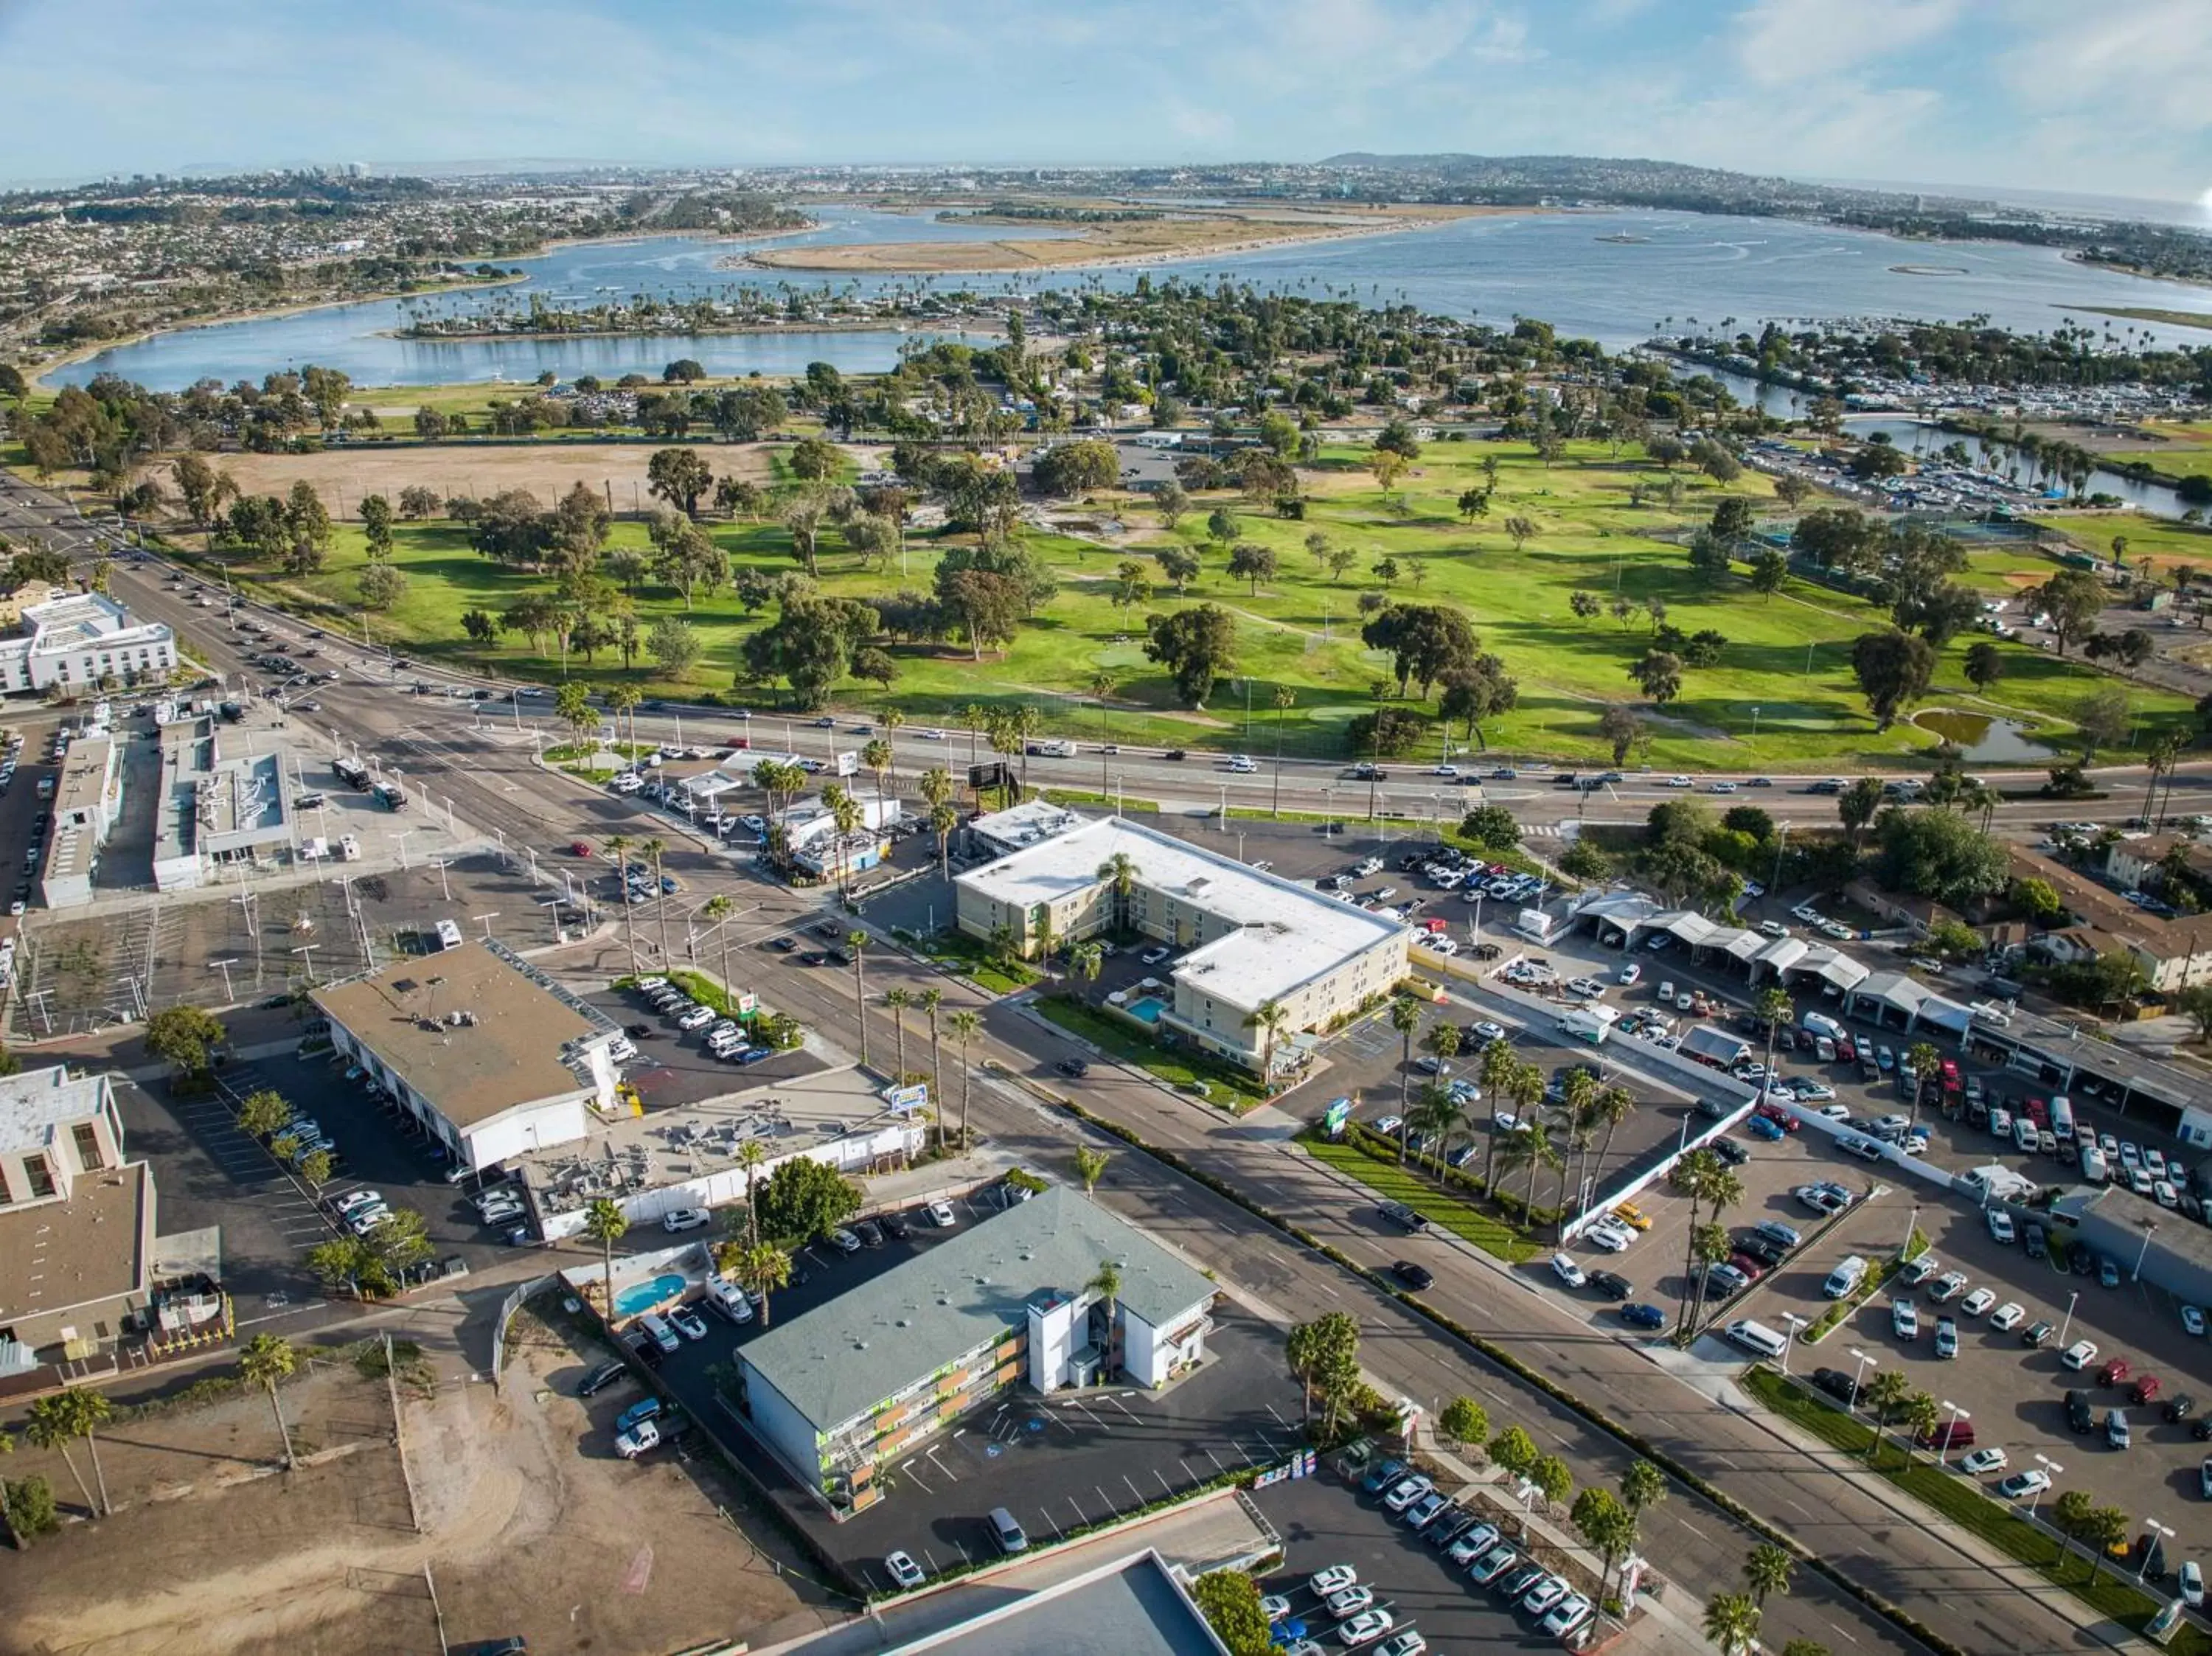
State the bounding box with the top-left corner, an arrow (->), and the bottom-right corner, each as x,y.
1315,152 -> 1991,216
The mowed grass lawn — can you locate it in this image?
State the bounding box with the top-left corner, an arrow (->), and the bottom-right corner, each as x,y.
188,435 -> 2196,768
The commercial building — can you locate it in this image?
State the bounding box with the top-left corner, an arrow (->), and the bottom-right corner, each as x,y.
779,793 -> 901,880
2051,1184 -> 2212,1309
313,939 -> 625,1171
0,1065 -> 157,1369
736,1186 -> 1215,1514
966,797 -> 1083,859
0,592 -> 176,695
36,733 -> 121,908
874,1548 -> 1230,1655
150,712 -> 295,891
955,815 -> 1408,1076
2011,844 -> 2212,994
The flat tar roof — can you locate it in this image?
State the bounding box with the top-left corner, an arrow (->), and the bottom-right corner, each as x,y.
0,1161 -> 151,1326
958,815 -> 1403,1009
0,1065 -> 111,1157
313,939 -> 617,1128
741,1186 -> 1214,1435
886,1548 -> 1226,1655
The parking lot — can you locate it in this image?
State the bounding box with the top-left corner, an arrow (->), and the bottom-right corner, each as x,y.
586,978 -> 827,1113
1252,1462 -> 1596,1652
1497,1032 -> 2212,1565
608,1189 -> 1306,1593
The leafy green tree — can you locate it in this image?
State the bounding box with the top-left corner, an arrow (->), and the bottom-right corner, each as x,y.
1190,1569 -> 1273,1656
1571,1486 -> 1639,1599
754,1157 -> 862,1245
237,1088 -> 293,1138
1628,650 -> 1683,706
1528,1453 -> 1573,1506
1489,1424 -> 1540,1476
1460,805 -> 1520,850
787,435 -> 841,481
1225,541 -> 1279,594
1144,604 -> 1238,707
1849,630 -> 1938,730
145,1005 -> 226,1078
1877,808 -> 2008,906
1747,546 -> 1789,597
1621,1460 -> 1668,1520
2032,568 -> 2106,655
28,1389 -> 109,1517
646,616 -> 701,679
1439,1396 -> 1489,1448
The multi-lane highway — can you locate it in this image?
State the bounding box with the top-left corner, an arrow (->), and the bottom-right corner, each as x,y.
0,462 -> 2148,1652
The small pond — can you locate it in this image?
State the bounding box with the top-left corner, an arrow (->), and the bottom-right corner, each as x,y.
1914,710 -> 2052,763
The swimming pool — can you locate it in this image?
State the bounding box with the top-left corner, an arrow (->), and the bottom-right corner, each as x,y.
1126,995 -> 1169,1026
614,1272 -> 686,1318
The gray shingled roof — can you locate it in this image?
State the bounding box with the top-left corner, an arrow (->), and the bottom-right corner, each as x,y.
741,1186 -> 1214,1435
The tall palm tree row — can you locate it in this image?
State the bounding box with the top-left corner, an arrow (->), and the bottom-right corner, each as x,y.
1388,995 -> 1423,1161
918,987 -> 945,1143
605,832 -> 639,976
582,1197 -> 629,1323
884,987 -> 912,1083
639,836 -> 671,962
846,931 -> 871,1068
947,1009 -> 984,1151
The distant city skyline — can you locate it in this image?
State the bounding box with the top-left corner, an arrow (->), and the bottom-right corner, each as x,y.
1,0 -> 2205,207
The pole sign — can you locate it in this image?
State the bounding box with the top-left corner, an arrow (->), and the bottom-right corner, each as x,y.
1323,1097 -> 1353,1138
881,1082 -> 929,1113
736,992 -> 758,1016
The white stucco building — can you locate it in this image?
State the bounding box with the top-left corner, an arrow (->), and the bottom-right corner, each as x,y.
0,593 -> 177,695
954,815 -> 1408,1075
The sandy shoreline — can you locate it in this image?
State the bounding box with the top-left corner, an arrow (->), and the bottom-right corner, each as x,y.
381,317 -> 999,345
732,206 -> 1529,276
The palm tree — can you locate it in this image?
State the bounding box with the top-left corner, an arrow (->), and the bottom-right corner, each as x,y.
1271,685 -> 1298,816
960,701 -> 989,768
1070,941 -> 1105,985
1590,1083 -> 1635,1186
948,1009 -> 983,1150
861,737 -> 895,812
884,986 -> 912,1083
1703,1590 -> 1762,1656
918,987 -> 945,1144
1743,1542 -> 1795,1607
238,1333 -> 299,1469
1903,1039 -> 1941,1127
736,1140 -> 768,1245
846,930 -> 871,1068
1863,1369 -> 1913,1461
639,836 -> 671,962
1689,1158 -> 1744,1336
1243,998 -> 1289,1085
1088,1259 -> 1123,1369
1518,1119 -> 1562,1220
729,1242 -> 793,1326
1491,1059 -> 1543,1194
1074,1144 -> 1111,1192
608,682 -> 643,752
1096,850 -> 1141,937
1408,1079 -> 1462,1176
605,832 -> 639,975
24,1394 -> 100,1518
1755,986 -> 1793,1088
701,893 -> 737,1006
582,1197 -> 629,1321
1388,995 -> 1422,1158
1672,1148 -> 1719,1339
918,767 -> 956,876
822,783 -> 864,896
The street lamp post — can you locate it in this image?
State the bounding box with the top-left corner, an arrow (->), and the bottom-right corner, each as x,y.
1778,1312 -> 1806,1376
2140,1518 -> 2175,1582
2057,1289 -> 2080,1349
1937,1402 -> 1969,1466
1847,1347 -> 1877,1416
2029,1453 -> 2062,1521
2132,1217 -> 2159,1281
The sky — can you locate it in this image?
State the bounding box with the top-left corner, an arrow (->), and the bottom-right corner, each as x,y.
1,0 -> 2208,207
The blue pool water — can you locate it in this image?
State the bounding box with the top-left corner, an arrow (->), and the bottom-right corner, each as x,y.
1127,995 -> 1168,1026
615,1273 -> 686,1318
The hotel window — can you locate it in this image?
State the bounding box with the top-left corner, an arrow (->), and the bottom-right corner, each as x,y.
72,1123 -> 104,1171
24,1155 -> 55,1199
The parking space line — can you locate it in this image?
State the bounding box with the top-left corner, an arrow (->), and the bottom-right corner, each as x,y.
1180,1457 -> 1200,1484
1094,1484 -> 1116,1517
1123,1475 -> 1145,1507
1203,1447 -> 1226,1475
1155,1468 -> 1175,1499
897,1458 -> 932,1495
1065,1495 -> 1085,1528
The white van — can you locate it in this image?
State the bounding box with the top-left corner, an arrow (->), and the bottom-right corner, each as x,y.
636,1312 -> 682,1353
1725,1319 -> 1790,1359
1823,1256 -> 1868,1299
706,1278 -> 755,1323
2049,1096 -> 2076,1147
2013,1116 -> 2039,1153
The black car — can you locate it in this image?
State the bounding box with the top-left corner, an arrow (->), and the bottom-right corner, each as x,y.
624,1331 -> 665,1371
854,1219 -> 885,1248
1709,1138 -> 1751,1166
2191,1418 -> 2212,1442
881,1210 -> 911,1242
796,950 -> 827,967
1392,1259 -> 1434,1290
577,1360 -> 627,1398
1056,1058 -> 1091,1079
827,947 -> 853,966
1736,1235 -> 1788,1269
2023,1320 -> 2056,1348
623,1023 -> 653,1040
1163,749 -> 1186,761
1812,1367 -> 1863,1406
1587,1270 -> 1634,1301
2070,1245 -> 2096,1276
812,919 -> 844,939
2065,1388 -> 2096,1433
2165,1394 -> 2196,1423
768,935 -> 799,952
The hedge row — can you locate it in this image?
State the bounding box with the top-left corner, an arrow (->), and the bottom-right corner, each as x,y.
1048,1096 -> 1969,1656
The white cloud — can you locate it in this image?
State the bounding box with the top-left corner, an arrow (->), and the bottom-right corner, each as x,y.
1731,0 -> 1965,87
1999,0 -> 2212,129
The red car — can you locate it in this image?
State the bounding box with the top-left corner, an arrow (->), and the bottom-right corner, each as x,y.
1754,1102 -> 1801,1133
568,841 -> 594,857
2098,1358 -> 2132,1388
1728,1253 -> 1768,1281
1834,1032 -> 1857,1065
2129,1374 -> 2162,1405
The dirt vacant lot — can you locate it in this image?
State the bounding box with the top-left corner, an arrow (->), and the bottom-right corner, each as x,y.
210,441 -> 776,522
2,1317 -> 829,1656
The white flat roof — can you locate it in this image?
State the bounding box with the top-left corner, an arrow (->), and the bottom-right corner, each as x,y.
959,815 -> 1404,1010
0,1065 -> 109,1156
